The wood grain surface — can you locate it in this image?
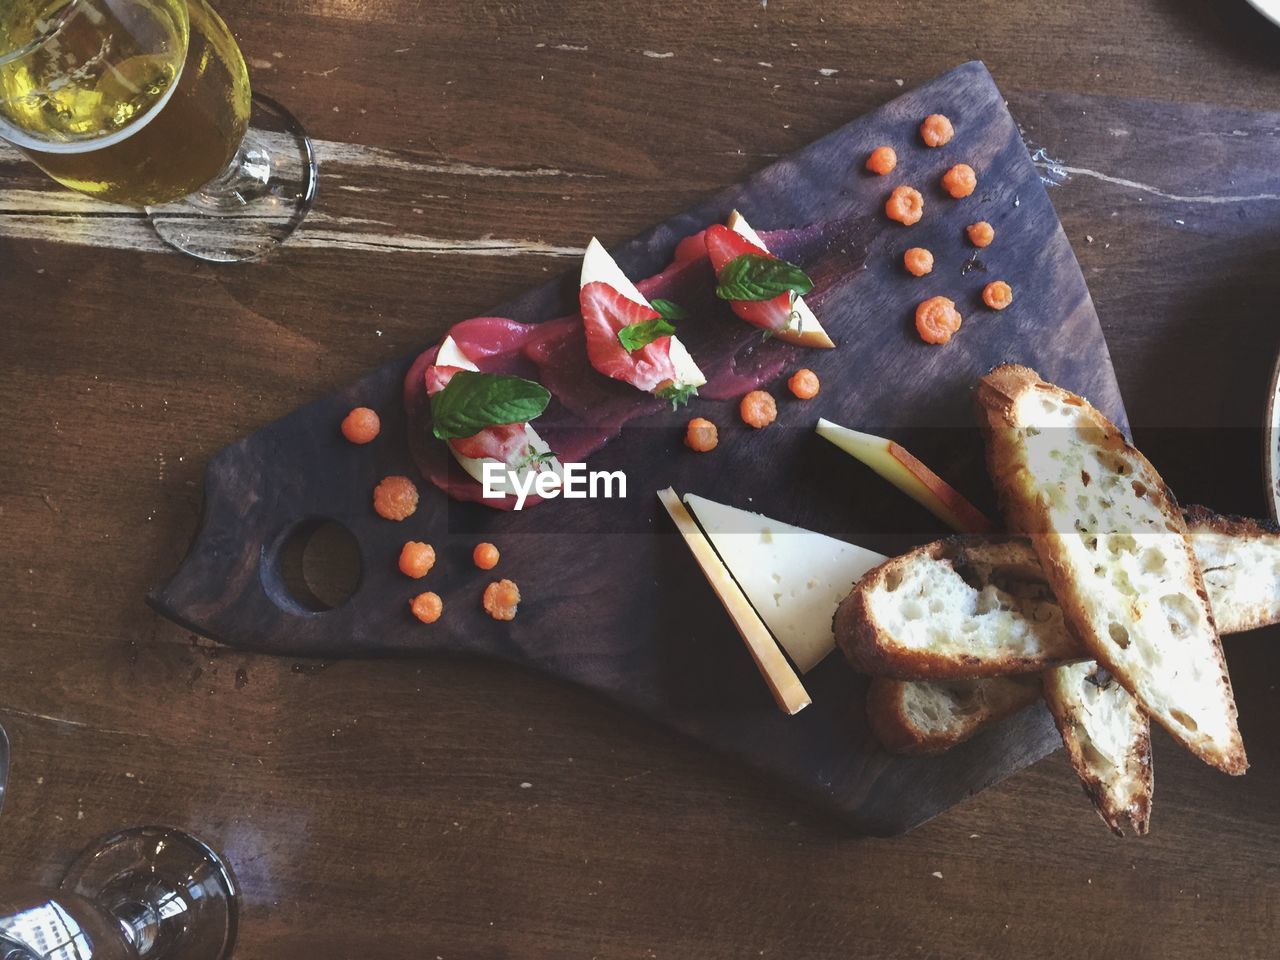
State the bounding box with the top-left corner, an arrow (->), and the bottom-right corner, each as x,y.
1,1 -> 1278,957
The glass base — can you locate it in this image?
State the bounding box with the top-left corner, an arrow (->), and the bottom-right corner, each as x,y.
60,827 -> 238,960
145,93 -> 317,263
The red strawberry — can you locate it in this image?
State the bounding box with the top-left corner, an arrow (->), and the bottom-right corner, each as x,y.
450,422 -> 531,464
579,280 -> 678,394
424,364 -> 464,395
704,223 -> 832,348
673,229 -> 709,262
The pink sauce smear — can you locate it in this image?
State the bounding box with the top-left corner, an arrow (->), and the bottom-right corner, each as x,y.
404,217 -> 869,508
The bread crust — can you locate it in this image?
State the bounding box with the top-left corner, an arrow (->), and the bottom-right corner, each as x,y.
976,365 -> 1246,775
1183,503 -> 1280,539
866,678 -> 946,754
866,676 -> 1041,755
1043,664 -> 1153,837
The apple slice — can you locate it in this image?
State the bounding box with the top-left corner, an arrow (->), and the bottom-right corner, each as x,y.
816,418 -> 995,534
580,238 -> 706,399
658,488 -> 810,715
717,210 -> 834,349
434,336 -> 562,496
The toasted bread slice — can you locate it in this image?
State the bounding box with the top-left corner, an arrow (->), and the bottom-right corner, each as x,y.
866,675 -> 1042,755
976,365 -> 1246,774
1184,506 -> 1280,634
1043,663 -> 1153,836
836,509 -> 1280,679
837,537 -> 1075,679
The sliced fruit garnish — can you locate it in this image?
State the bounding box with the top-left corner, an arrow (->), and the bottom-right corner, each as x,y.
425,336 -> 562,496
429,370 -> 550,440
579,238 -> 706,402
816,419 -> 995,534
704,211 -> 834,349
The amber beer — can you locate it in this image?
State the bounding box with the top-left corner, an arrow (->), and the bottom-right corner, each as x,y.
0,0 -> 251,205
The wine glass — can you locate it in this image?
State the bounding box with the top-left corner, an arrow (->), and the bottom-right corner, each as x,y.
0,827 -> 238,960
0,0 -> 317,262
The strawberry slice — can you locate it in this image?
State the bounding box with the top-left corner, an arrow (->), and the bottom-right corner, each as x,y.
704,222 -> 833,348
580,280 -> 681,395
673,229 -> 709,263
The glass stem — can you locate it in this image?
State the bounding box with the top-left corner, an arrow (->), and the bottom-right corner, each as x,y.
112,896 -> 162,958
188,128 -> 274,209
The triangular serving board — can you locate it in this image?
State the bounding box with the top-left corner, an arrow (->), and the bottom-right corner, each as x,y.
152,62 -> 1125,835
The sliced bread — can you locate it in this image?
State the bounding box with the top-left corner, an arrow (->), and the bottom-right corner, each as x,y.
1184,506 -> 1280,634
837,537 -> 1074,679
976,364 -> 1246,774
866,675 -> 1042,755
1043,662 -> 1153,836
836,509 -> 1280,679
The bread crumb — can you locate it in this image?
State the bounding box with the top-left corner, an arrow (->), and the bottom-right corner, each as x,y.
519,781 -> 532,789
931,871 -> 943,879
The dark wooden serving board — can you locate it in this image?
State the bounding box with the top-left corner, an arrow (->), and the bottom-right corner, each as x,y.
151,61 -> 1126,836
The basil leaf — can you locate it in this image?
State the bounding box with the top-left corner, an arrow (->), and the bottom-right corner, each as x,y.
430,371 -> 551,440
649,298 -> 688,321
656,381 -> 698,409
714,253 -> 813,302
617,317 -> 677,352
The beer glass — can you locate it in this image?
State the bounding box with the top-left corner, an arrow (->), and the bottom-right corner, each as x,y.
0,0 -> 317,262
0,827 -> 237,960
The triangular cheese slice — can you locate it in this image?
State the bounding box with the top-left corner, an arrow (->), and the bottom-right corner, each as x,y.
684,494 -> 887,673
658,488 -> 810,715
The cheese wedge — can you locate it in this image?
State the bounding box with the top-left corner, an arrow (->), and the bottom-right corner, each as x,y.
580,238 -> 706,390
435,336 -> 562,496
658,488 -> 810,715
684,494 -> 887,672
726,210 -> 834,349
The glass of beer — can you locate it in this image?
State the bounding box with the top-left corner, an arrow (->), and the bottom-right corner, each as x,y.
0,0 -> 317,262
0,826 -> 238,960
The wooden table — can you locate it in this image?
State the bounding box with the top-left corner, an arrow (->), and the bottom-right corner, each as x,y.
2,1 -> 1278,956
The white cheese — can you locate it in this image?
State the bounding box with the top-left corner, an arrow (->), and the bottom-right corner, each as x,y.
666,336 -> 707,389
683,493 -> 886,673
581,236 -> 648,306
435,334 -> 479,371
658,488 -> 810,715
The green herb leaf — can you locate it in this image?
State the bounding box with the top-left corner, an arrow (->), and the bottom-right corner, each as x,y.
617,317 -> 677,352
656,381 -> 698,409
649,298 -> 688,321
715,253 -> 813,302
515,446 -> 557,471
430,371 -> 551,440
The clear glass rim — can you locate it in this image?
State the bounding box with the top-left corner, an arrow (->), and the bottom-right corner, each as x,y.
0,0 -> 190,154
0,0 -> 83,67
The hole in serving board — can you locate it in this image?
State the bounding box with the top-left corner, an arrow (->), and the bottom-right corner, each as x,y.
266,517 -> 362,612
